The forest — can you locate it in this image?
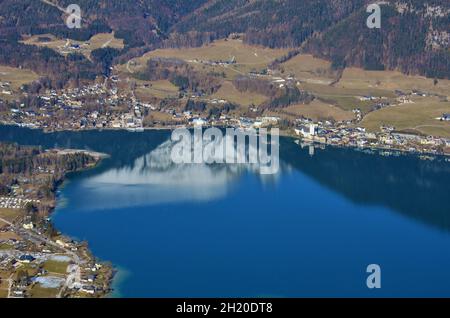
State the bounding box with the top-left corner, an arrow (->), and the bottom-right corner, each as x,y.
0,142 -> 97,199
0,0 -> 448,89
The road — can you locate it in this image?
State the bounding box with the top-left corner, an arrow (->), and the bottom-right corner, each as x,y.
41,0 -> 66,13
102,38 -> 113,48
41,0 -> 82,20
0,216 -> 12,226
6,274 -> 13,298
1,216 -> 82,298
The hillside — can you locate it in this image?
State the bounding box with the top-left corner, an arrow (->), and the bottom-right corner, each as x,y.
173,0 -> 450,79
0,0 -> 207,43
0,0 -> 448,87
173,0 -> 366,47
306,1 -> 450,79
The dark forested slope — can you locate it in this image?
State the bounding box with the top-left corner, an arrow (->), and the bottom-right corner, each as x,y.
173,0 -> 450,78
0,0 -> 448,81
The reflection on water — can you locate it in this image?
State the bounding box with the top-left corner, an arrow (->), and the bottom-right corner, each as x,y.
280,141 -> 450,231
75,139 -> 282,210
1,125 -> 450,297
0,124 -> 448,231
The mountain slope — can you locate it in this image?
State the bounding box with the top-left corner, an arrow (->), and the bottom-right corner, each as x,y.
306,1 -> 450,78
173,0 -> 367,47
0,0 -> 208,44
0,0 -> 448,80
172,0 -> 450,79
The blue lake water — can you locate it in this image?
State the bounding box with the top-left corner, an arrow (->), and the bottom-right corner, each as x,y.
1,125 -> 450,297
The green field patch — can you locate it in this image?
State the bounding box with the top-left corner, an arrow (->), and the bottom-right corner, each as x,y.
42,260 -> 69,275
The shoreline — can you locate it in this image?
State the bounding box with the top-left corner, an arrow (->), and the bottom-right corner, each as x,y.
0,142 -> 115,298
1,123 -> 448,298
283,132 -> 450,160
2,122 -> 449,161
50,150 -> 115,298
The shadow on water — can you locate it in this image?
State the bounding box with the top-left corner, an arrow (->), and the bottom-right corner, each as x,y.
0,125 -> 170,174
1,125 -> 449,232
280,138 -> 450,232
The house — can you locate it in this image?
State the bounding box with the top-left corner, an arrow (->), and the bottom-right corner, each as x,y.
56,239 -> 68,248
80,285 -> 96,294
23,223 -> 34,230
295,124 -> 317,139
261,116 -> 280,125
13,290 -> 25,297
87,274 -> 96,283
192,118 -> 207,127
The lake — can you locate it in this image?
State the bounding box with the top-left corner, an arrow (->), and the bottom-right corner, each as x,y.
1,125 -> 450,297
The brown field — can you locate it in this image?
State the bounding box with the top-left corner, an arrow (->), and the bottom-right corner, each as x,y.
21,32 -> 124,60
0,65 -> 39,94
145,111 -> 175,122
267,99 -> 355,122
30,284 -> 59,298
361,96 -> 450,138
338,68 -> 450,97
21,34 -> 66,50
212,81 -> 267,107
118,39 -> 289,79
299,82 -> 396,113
0,231 -> 20,241
0,275 -> 8,298
281,54 -> 337,84
300,82 -> 395,99
87,33 -> 124,50
135,79 -> 179,100
0,208 -> 23,223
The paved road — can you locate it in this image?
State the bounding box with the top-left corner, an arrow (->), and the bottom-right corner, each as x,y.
1,215 -> 82,298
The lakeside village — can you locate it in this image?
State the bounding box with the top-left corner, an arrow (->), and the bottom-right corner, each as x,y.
0,147 -> 113,298
1,74 -> 450,160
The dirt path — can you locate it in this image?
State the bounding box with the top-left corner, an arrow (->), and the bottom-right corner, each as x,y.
41,0 -> 66,12
6,274 -> 13,298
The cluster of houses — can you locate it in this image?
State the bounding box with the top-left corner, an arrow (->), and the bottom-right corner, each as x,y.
0,196 -> 40,210
4,81 -> 154,131
76,263 -> 104,295
438,113 -> 450,121
57,40 -> 90,56
0,252 -> 54,298
189,56 -> 237,67
0,238 -> 107,298
186,115 -> 281,129
294,119 -> 450,156
1,81 -> 12,95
